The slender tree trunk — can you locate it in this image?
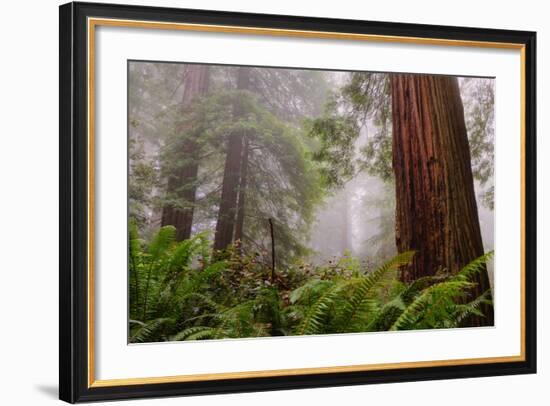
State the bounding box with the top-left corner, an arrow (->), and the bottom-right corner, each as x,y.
213,67 -> 251,251
234,138 -> 249,243
391,74 -> 494,326
161,65 -> 210,241
214,134 -> 243,250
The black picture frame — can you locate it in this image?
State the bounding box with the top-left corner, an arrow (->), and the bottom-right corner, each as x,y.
59,1 -> 537,403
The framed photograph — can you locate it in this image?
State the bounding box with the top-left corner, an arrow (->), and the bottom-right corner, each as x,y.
59,1 -> 536,403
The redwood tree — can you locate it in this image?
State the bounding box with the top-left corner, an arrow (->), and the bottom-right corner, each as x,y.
391,74 -> 494,326
161,65 -> 210,241
213,67 -> 251,251
234,138 -> 250,243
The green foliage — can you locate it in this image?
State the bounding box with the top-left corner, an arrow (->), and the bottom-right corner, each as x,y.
339,251 -> 414,330
129,227 -> 494,343
307,73 -> 495,210
130,318 -> 175,343
462,78 -> 495,209
296,279 -> 348,335
389,251 -> 494,331
304,99 -> 359,188
306,73 -> 393,186
246,68 -> 330,124
129,63 -> 331,249
129,226 -> 222,342
128,62 -> 188,235
156,88 -> 325,265
129,137 -> 157,229
127,62 -> 495,344
344,73 -> 393,181
454,251 -> 494,282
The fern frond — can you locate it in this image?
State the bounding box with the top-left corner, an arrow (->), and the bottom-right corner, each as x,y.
190,261 -> 227,288
389,280 -> 473,331
365,296 -> 405,331
130,317 -> 174,343
454,251 -> 494,282
452,289 -> 492,327
289,279 -> 330,304
187,328 -> 218,340
297,280 -> 348,335
128,221 -> 142,266
340,251 -> 415,327
166,231 -> 211,275
181,292 -> 220,310
170,326 -> 214,341
148,225 -> 176,262
400,273 -> 451,305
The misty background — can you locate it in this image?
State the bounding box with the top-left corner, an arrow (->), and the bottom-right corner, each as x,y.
129,62 -> 494,275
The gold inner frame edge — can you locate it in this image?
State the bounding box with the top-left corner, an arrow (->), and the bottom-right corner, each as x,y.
87,17 -> 527,388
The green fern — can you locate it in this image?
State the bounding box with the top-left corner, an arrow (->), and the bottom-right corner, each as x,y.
130,317 -> 174,343
170,326 -> 216,341
296,280 -> 349,335
164,231 -> 210,280
128,223 -> 495,342
186,328 -> 218,340
148,225 -> 176,261
141,226 -> 177,319
453,251 -> 494,282
339,251 -> 414,329
451,289 -> 492,327
365,296 -> 406,331
389,280 -> 474,331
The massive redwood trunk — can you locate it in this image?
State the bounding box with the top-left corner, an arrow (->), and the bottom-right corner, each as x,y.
161,65 -> 210,241
213,67 -> 251,251
391,74 -> 494,326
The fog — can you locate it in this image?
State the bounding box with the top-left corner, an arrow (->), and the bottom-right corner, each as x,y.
129,62 -> 494,272
307,76 -> 494,269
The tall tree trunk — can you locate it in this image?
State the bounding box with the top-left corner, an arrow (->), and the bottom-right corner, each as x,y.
391,74 -> 494,327
214,133 -> 243,250
213,67 -> 251,251
161,65 -> 210,241
234,138 -> 250,243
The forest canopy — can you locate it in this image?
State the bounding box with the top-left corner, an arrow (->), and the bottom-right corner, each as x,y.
128,61 -> 495,342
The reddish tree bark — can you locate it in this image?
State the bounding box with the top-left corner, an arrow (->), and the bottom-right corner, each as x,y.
391,74 -> 494,326
161,65 -> 210,241
213,67 -> 251,251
